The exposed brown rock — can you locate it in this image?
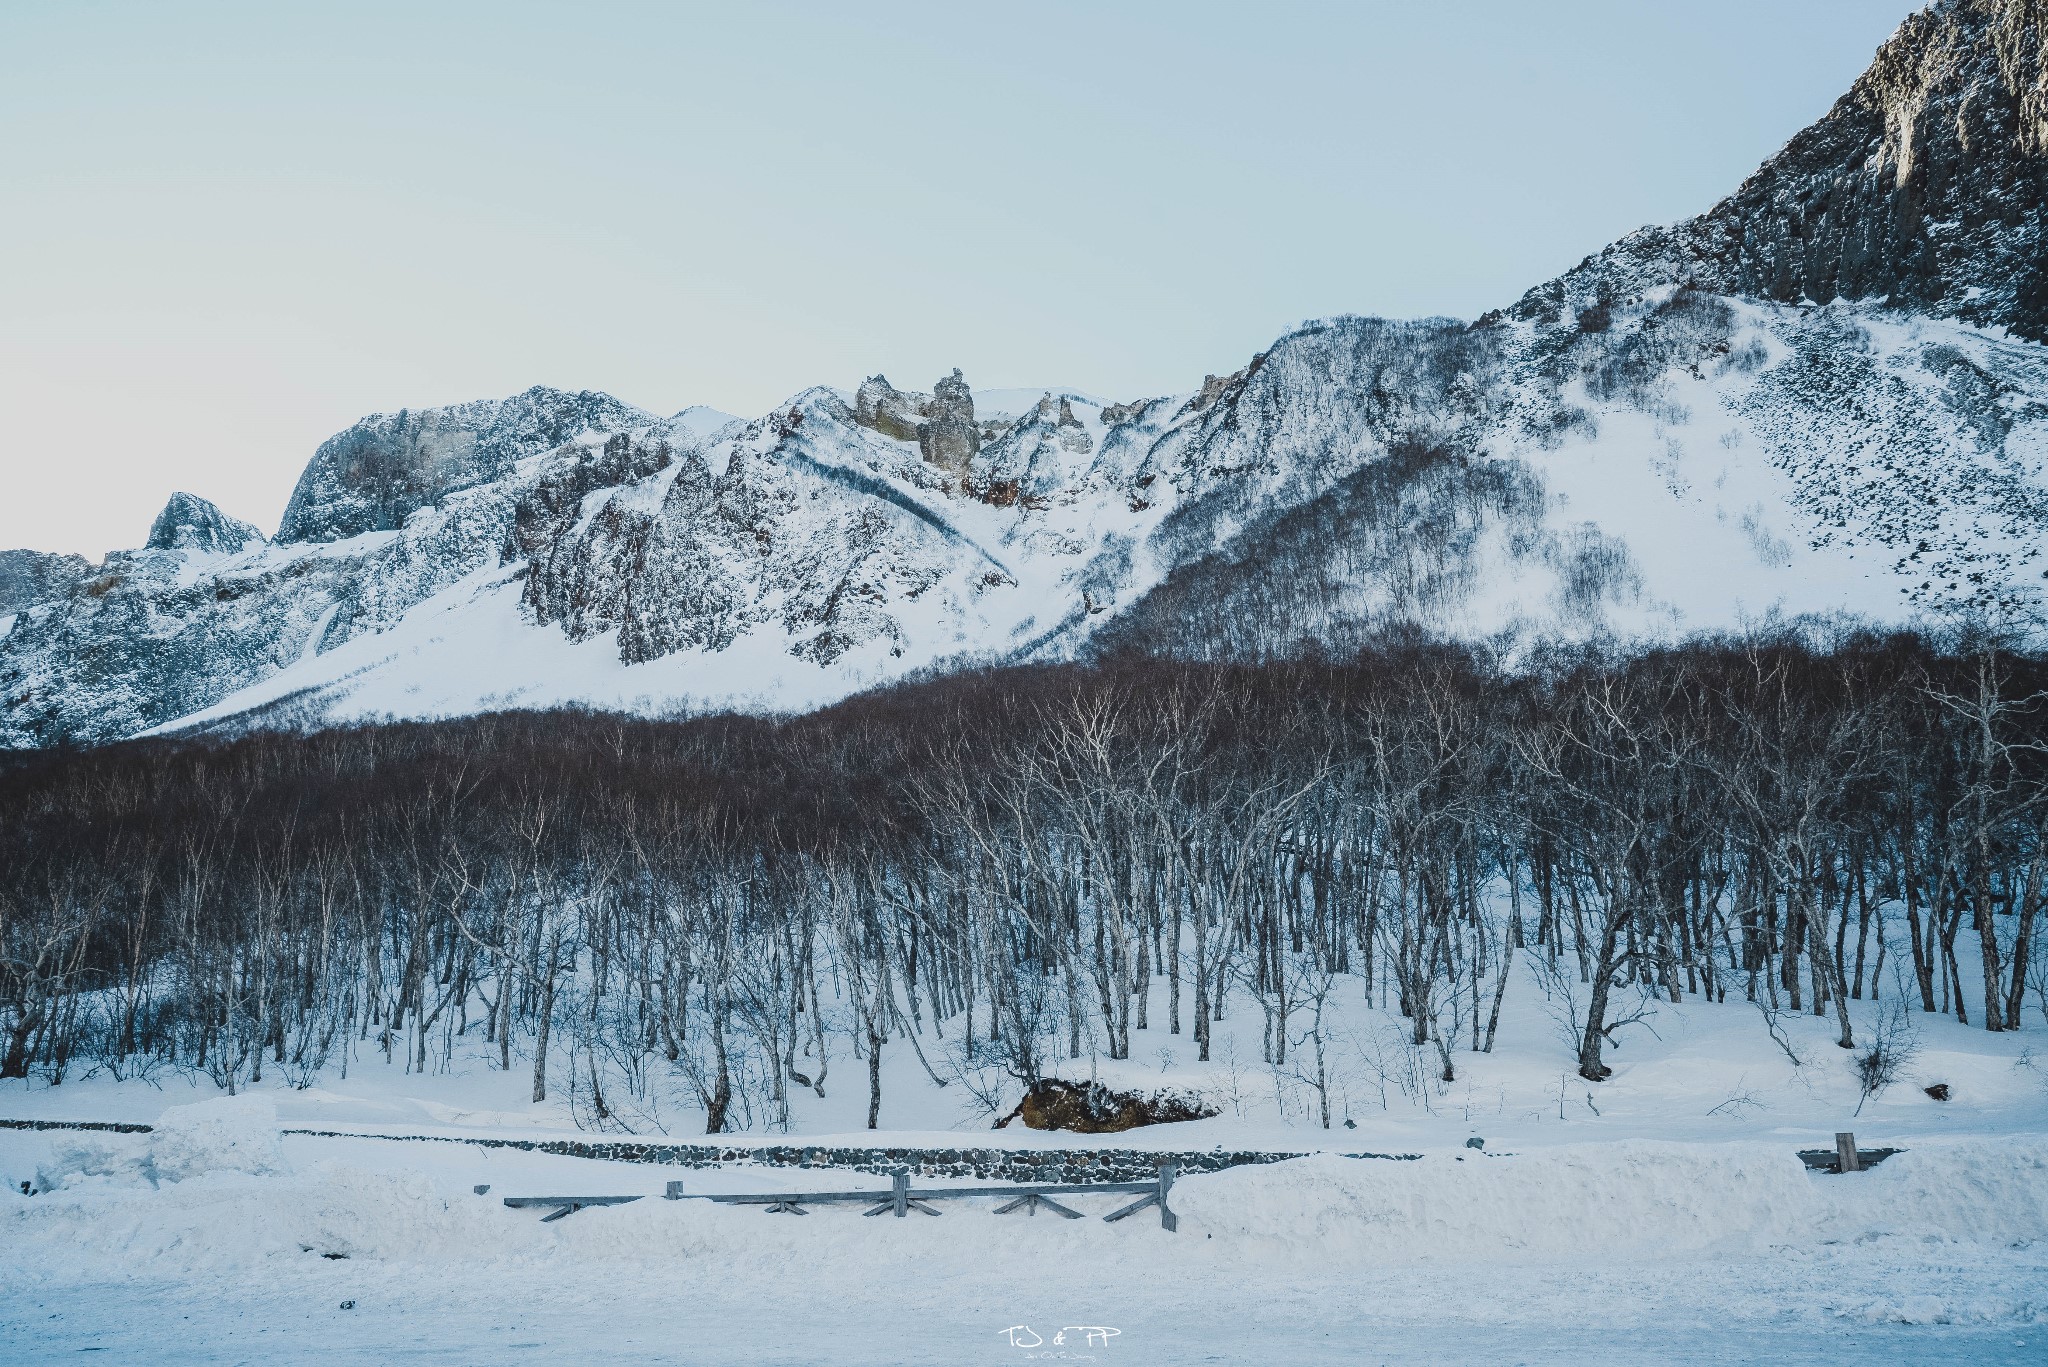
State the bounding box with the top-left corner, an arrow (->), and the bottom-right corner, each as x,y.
852,374 -> 928,443
1190,369 -> 1243,413
994,1078 -> 1217,1133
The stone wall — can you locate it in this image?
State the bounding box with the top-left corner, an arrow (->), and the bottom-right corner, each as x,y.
0,1118 -> 1417,1182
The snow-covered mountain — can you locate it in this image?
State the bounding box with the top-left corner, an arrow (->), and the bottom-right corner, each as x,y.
3,0 -> 2045,748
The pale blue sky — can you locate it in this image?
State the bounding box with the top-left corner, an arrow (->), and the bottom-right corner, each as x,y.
2,0 -> 1912,556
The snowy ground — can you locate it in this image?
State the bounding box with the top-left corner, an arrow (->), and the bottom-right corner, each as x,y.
4,959 -> 2046,1364
2,1119 -> 2044,1365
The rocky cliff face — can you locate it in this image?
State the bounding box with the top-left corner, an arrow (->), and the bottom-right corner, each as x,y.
0,550 -> 90,617
3,1 -> 2045,747
1515,0 -> 2048,341
853,375 -> 929,443
277,386 -> 652,543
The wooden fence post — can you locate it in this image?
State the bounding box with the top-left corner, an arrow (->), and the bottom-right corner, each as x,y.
1835,1132 -> 1860,1173
1104,1162 -> 1178,1231
665,1180 -> 685,1200
893,1171 -> 909,1218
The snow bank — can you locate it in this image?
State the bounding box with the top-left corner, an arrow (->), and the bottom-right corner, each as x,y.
1174,1143 -> 1816,1262
34,1097 -> 287,1191
1172,1139 -> 2048,1263
1815,1139 -> 2048,1248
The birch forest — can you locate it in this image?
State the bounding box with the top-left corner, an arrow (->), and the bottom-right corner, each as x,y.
2,629 -> 2044,1132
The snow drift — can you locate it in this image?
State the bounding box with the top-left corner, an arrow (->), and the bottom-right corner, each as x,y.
1172,1141 -> 2048,1262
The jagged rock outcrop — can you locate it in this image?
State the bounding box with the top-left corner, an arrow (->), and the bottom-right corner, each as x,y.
919,369 -> 980,475
277,386 -> 652,543
1054,398 -> 1094,454
853,375 -> 929,443
145,493 -> 264,556
1515,0 -> 2048,340
852,370 -> 982,478
0,550 -> 90,616
1188,367 -> 1249,413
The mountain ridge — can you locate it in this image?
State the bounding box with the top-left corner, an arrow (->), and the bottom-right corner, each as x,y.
3,0 -> 2044,748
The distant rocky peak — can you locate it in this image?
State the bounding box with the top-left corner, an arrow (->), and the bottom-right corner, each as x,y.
1186,364 -> 1250,416
1005,395 -> 1096,456
145,492 -> 264,556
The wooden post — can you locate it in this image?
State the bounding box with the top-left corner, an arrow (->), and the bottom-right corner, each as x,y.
1835,1132 -> 1860,1173
994,1193 -> 1083,1220
893,1171 -> 909,1218
1104,1163 -> 1179,1231
665,1180 -> 685,1200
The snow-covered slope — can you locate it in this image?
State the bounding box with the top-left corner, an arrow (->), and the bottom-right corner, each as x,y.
1096,294 -> 2048,659
2,0 -> 2045,746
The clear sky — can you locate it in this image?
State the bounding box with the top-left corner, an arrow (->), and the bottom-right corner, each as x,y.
2,0 -> 1914,558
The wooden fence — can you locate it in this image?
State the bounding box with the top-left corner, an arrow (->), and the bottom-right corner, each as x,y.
496,1162 -> 1181,1231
